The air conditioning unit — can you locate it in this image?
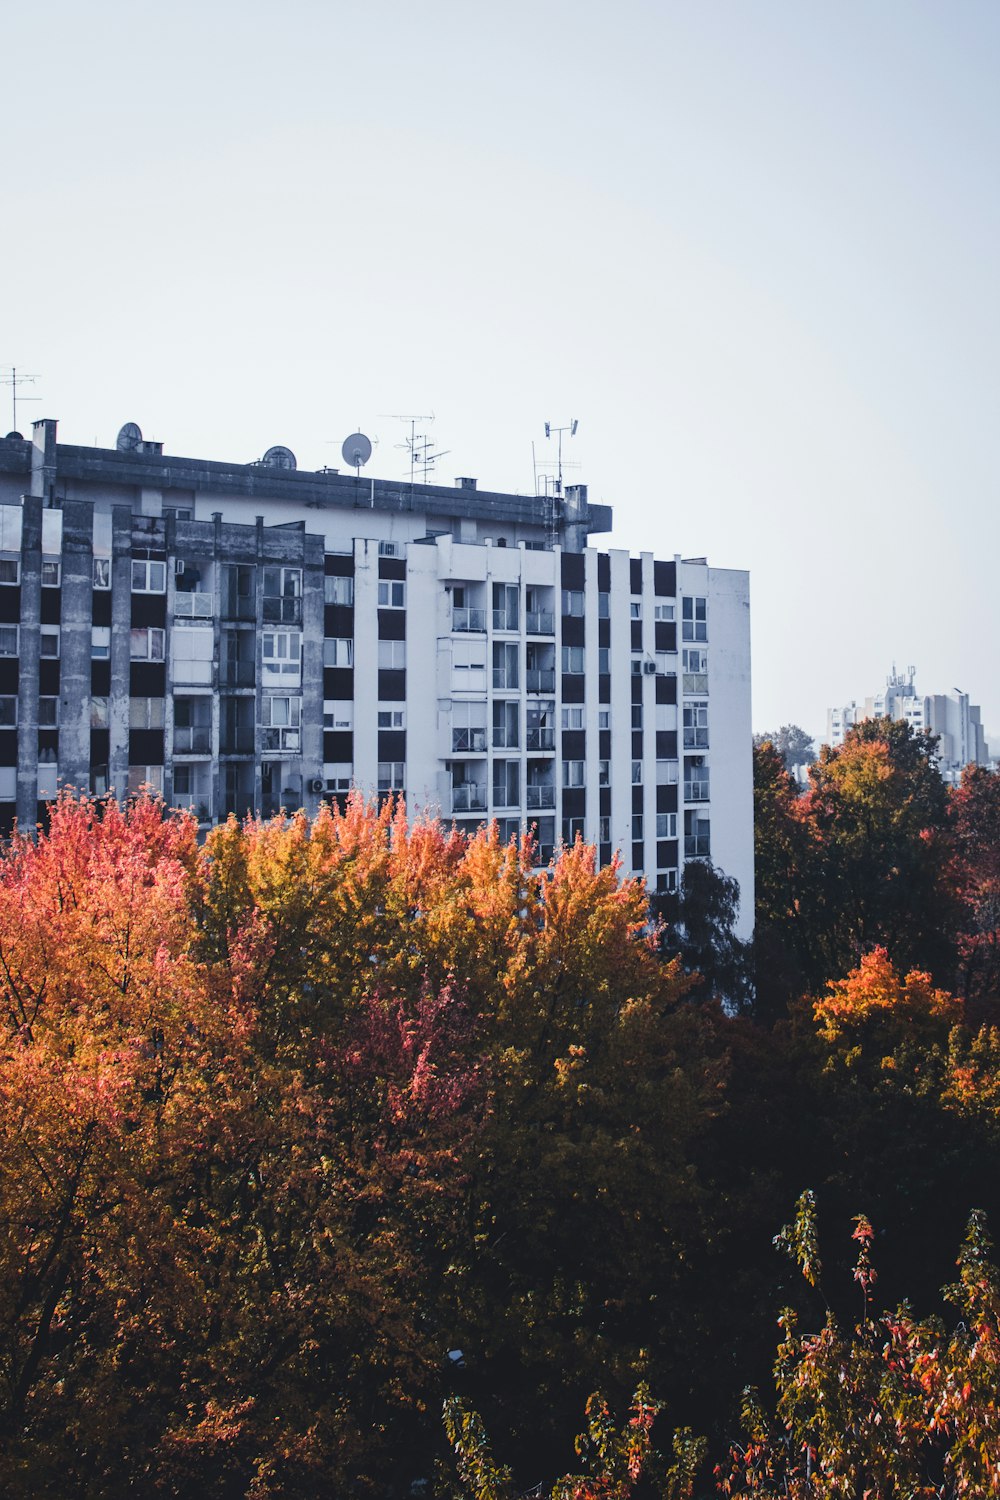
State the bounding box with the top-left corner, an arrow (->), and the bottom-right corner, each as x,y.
308,777 -> 325,794
643,661 -> 657,675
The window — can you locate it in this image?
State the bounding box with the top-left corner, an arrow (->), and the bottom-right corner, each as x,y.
163,505 -> 193,521
0,628 -> 16,657
130,697 -> 165,729
683,701 -> 709,749
656,759 -> 679,785
656,812 -> 678,839
131,559 -> 167,593
492,641 -> 518,689
599,760 -> 610,786
682,648 -> 707,674
657,869 -> 679,893
262,567 -> 302,623
130,627 -> 165,661
630,656 -> 644,676
377,540 -> 401,557
598,647 -> 610,673
324,762 -> 353,793
38,760 -> 58,800
41,560 -> 61,587
630,600 -> 642,619
378,579 -> 405,608
378,640 -> 406,670
561,705 -> 584,730
562,760 -> 585,788
654,603 -> 675,622
261,695 -> 302,751
599,816 -> 610,843
0,697 -> 15,727
263,631 -> 302,680
378,708 -> 405,729
127,765 -> 164,797
173,696 -> 212,753
493,583 -> 519,631
655,702 -> 678,731
684,810 -> 710,858
682,596 -> 707,642
324,700 -> 353,730
561,589 -> 584,617
91,765 -> 108,798
598,709 -> 610,730
324,575 -> 354,606
37,698 -> 58,727
685,763 -> 710,801
92,626 -> 110,659
93,557 -> 111,589
631,704 -> 643,729
563,816 -> 585,844
324,638 -> 354,668
561,645 -> 585,674
655,653 -> 674,676
598,592 -> 609,619
40,627 -> 60,658
633,814 -> 644,840
0,556 -> 19,584
378,761 -> 405,791
631,760 -> 643,784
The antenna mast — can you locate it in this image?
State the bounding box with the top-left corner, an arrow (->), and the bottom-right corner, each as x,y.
0,368 -> 40,432
384,413 -> 449,485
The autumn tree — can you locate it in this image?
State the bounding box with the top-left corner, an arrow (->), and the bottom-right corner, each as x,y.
752,725 -> 815,775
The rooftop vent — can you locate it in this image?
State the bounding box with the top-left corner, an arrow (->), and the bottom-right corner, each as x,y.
454,476 -> 477,491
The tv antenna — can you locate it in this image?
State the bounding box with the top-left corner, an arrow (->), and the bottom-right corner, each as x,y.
0,368 -> 40,434
383,412 -> 449,485
543,418 -> 578,497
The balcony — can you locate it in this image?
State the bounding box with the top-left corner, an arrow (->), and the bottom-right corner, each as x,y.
683,673 -> 709,694
526,785 -> 556,810
220,727 -> 255,755
220,661 -> 256,688
525,610 -> 554,635
525,669 -> 556,693
262,727 -> 301,753
493,668 -> 519,691
452,607 -> 486,633
684,777 -> 710,802
526,727 -> 555,751
492,725 -> 519,750
173,726 -> 212,755
263,597 -> 302,625
174,592 -> 213,619
492,787 -> 520,810
452,727 -> 487,753
452,783 -> 487,813
685,833 -> 711,858
222,594 -> 255,621
683,730 -> 709,750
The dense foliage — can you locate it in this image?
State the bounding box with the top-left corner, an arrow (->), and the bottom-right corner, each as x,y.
2,720 -> 1000,1496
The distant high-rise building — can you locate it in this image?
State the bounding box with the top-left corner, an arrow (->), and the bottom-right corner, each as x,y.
827,666 -> 987,783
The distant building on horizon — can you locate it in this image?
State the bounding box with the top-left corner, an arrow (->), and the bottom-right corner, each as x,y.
826,665 -> 988,783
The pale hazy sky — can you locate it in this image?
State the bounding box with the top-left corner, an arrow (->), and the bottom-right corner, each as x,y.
7,1 -> 999,741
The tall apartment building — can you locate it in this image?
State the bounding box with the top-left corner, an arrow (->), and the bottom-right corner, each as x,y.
827,665 -> 987,783
0,418 -> 754,933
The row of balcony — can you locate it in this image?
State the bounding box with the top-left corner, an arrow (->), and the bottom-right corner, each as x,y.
452,727 -> 556,752
451,783 -> 557,813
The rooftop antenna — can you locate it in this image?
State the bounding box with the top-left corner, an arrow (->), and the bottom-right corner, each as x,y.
383,413 -> 449,485
543,418 -> 578,497
0,367 -> 40,433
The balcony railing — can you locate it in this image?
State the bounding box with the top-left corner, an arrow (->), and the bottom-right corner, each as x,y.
526,785 -> 556,810
683,729 -> 709,750
492,726 -> 519,749
262,727 -> 301,753
683,673 -> 709,694
173,727 -> 212,754
452,607 -> 486,633
452,728 -> 487,752
492,788 -> 520,810
492,609 -> 519,631
684,778 -> 710,802
493,668 -> 519,690
685,833 -> 711,858
263,597 -> 302,625
525,669 -> 556,693
452,783 -> 487,813
525,610 -> 554,634
174,592 -> 213,619
526,728 -> 555,751
220,662 -> 256,688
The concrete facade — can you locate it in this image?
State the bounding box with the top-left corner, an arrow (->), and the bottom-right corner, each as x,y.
0,418 -> 754,934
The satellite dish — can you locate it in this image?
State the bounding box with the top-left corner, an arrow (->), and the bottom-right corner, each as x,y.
5,432 -> 23,442
341,432 -> 372,470
262,445 -> 297,471
116,422 -> 143,452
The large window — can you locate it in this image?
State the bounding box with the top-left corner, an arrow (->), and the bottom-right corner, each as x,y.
683,701 -> 709,750
38,698 -> 59,727
261,696 -> 301,752
130,697 -> 165,729
263,567 -> 302,623
377,579 -> 405,609
324,575 -> 354,606
682,596 -> 707,642
0,697 -> 15,727
378,640 -> 406,671
377,708 -> 405,729
324,700 -> 354,729
0,557 -> 19,585
562,760 -> 585,788
131,559 -> 166,593
262,630 -> 302,682
324,638 -> 354,667
324,763 -> 353,794
684,810 -> 710,858
127,765 -> 164,796
561,589 -> 584,617
130,627 -> 165,661
656,812 -> 678,839
40,627 -> 60,659
174,696 -> 212,753
0,627 -> 17,657
93,558 -> 111,589
561,645 -> 585,674
41,559 -> 61,587
378,761 -> 405,791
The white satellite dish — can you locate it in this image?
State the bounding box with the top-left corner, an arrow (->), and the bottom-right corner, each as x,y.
262,445 -> 297,471
116,422 -> 142,452
341,432 -> 372,471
